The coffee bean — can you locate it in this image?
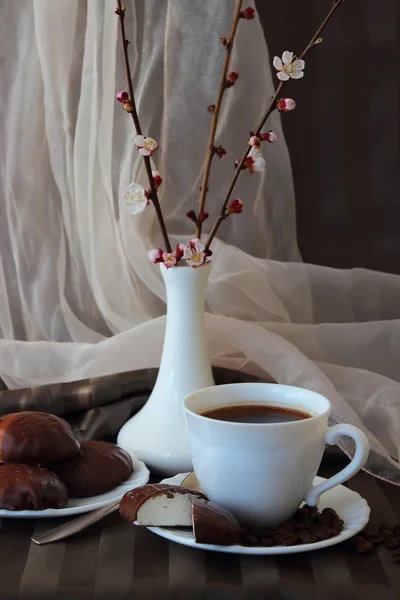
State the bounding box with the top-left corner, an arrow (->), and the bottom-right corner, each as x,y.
392,550 -> 400,563
384,536 -> 399,550
294,508 -> 310,521
329,528 -> 341,537
380,523 -> 393,533
315,515 -> 329,528
354,535 -> 374,554
248,527 -> 264,540
259,537 -> 274,547
331,518 -> 344,533
261,527 -> 276,537
241,534 -> 258,546
364,533 -> 384,545
322,507 -> 339,522
281,534 -> 298,546
298,530 -> 318,544
316,529 -> 331,541
238,506 -> 344,548
272,534 -> 283,545
277,522 -> 294,535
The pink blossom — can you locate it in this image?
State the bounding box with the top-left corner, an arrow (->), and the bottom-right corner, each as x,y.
277,98 -> 296,112
124,183 -> 149,214
163,252 -> 177,269
117,91 -> 129,103
184,239 -> 207,268
248,135 -> 261,149
227,199 -> 244,214
260,130 -> 278,143
148,249 -> 164,263
249,146 -> 266,172
273,52 -> 305,81
240,7 -> 255,19
134,135 -> 159,156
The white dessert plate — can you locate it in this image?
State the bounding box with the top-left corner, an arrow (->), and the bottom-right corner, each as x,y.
147,473 -> 370,555
0,456 -> 149,518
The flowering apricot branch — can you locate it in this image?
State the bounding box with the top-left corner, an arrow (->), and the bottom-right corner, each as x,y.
204,0 -> 347,252
195,0 -> 245,239
115,0 -> 171,252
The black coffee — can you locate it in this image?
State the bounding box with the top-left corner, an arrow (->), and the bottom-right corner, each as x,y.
201,404 -> 311,424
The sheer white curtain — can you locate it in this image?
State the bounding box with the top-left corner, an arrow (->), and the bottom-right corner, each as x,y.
1,0 -> 400,484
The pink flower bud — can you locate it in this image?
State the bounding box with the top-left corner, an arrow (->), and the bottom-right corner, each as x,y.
226,71 -> 239,88
152,171 -> 163,190
208,104 -> 216,113
175,243 -> 186,262
243,156 -> 255,173
220,35 -> 228,47
215,145 -> 227,159
186,210 -> 197,223
240,7 -> 255,19
148,249 -> 164,263
260,130 -> 278,143
227,199 -> 244,215
198,211 -> 209,223
117,91 -> 129,103
277,98 -> 296,112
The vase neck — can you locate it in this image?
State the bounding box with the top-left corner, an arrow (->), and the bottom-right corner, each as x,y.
160,263 -> 210,318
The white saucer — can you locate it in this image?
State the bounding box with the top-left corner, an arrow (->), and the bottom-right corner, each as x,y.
147,473 -> 370,555
0,456 -> 149,518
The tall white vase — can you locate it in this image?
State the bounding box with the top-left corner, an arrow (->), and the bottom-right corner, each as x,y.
117,261 -> 215,475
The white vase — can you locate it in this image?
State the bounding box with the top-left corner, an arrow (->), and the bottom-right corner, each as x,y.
117,261 -> 215,475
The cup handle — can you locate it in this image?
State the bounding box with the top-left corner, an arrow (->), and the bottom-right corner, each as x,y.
304,423 -> 370,506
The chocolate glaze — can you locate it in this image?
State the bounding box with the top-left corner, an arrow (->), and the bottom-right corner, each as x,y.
53,441 -> 133,497
0,463 -> 68,510
119,484 -> 206,523
192,499 -> 241,546
0,412 -> 80,465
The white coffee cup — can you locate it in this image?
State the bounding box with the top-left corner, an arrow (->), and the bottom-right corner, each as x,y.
183,383 -> 369,527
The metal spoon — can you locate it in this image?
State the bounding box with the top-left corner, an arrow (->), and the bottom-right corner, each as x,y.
31,472 -> 199,545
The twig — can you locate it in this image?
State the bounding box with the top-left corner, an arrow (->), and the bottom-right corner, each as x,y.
196,0 -> 243,239
116,0 -> 172,252
205,0 -> 346,251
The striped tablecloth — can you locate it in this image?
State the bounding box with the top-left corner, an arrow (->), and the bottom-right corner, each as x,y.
0,463 -> 399,600
0,369 -> 399,599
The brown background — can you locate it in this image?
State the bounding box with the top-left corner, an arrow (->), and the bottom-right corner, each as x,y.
256,0 -> 400,274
